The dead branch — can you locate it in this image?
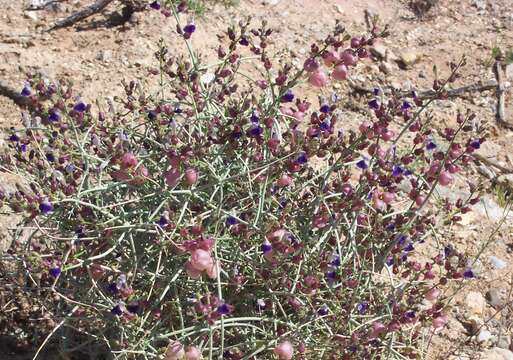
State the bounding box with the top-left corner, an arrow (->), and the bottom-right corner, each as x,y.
48,0 -> 114,31
474,153 -> 513,174
347,79 -> 506,100
0,82 -> 31,108
493,60 -> 510,128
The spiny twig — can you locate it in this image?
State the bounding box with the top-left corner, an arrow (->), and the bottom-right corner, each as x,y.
493,60 -> 511,129
347,79 -> 507,100
48,0 -> 114,31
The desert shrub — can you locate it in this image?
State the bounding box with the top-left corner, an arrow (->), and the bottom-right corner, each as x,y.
1,1 -> 483,359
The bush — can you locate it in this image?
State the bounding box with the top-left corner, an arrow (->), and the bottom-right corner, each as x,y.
2,2 -> 483,359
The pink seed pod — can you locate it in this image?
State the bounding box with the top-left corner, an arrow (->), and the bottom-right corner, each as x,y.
303,58 -> 320,72
323,50 -> 340,66
382,192 -> 395,204
185,168 -> 198,185
382,130 -> 395,142
373,197 -> 386,211
293,111 -> 305,121
308,69 -> 328,88
277,174 -> 293,187
256,80 -> 268,89
267,138 -> 280,152
370,322 -> 387,338
190,249 -> 213,271
268,228 -> 286,241
185,261 -> 202,279
341,49 -> 358,66
121,152 -> 138,169
432,315 -> 448,329
415,195 -> 426,207
425,288 -> 441,301
280,106 -> 294,117
184,346 -> 202,360
165,341 -> 185,360
438,171 -> 453,186
273,341 -> 294,360
206,260 -> 220,279
359,120 -> 373,133
332,64 -> 348,81
165,168 -> 181,187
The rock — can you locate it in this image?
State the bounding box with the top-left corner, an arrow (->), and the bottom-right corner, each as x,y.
263,0 -> 280,5
489,256 -> 507,270
397,51 -> 421,69
506,63 -> 513,80
96,50 -> 113,63
497,174 -> 513,187
23,11 -> 38,21
466,315 -> 484,334
497,336 -> 511,350
486,288 -> 506,309
477,329 -> 493,343
379,61 -> 394,74
480,348 -> 513,360
334,4 -> 344,14
370,44 -> 388,60
471,0 -> 487,11
464,291 -> 487,316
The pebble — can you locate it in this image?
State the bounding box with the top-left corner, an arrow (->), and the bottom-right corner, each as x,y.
397,51 -> 421,69
23,11 -> 38,21
464,291 -> 487,316
477,329 -> 493,343
486,288 -> 506,309
480,348 -> 513,360
96,50 -> 113,63
489,256 -> 507,270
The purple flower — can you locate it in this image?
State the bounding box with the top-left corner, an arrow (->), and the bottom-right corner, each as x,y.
226,216 -> 238,226
108,282 -> 119,294
400,252 -> 408,262
281,90 -> 294,103
470,140 -> 481,149
21,85 -> 31,97
20,144 -> 27,152
320,104 -> 331,113
296,152 -> 308,164
158,215 -> 168,227
126,303 -> 140,314
216,303 -> 233,315
326,271 -> 337,282
373,88 -> 381,96
392,165 -> 403,177
39,200 -> 54,215
404,169 -> 413,176
463,269 -> 475,279
356,159 -> 368,170
46,153 -> 55,162
317,305 -> 329,316
48,109 -> 61,122
261,241 -> 272,254
74,101 -> 87,113
404,243 -> 414,252
239,37 -> 249,46
368,99 -> 380,110
397,235 -> 407,246
357,302 -> 369,314
401,101 -> 411,111
111,304 -> 123,316
248,125 -> 263,137
385,257 -> 394,266
426,141 -> 437,151
9,134 -> 20,142
250,111 -> 260,124
319,121 -> 330,131
49,266 -> 61,278
149,1 -> 161,10
405,310 -> 416,319
330,255 -> 341,267
184,23 -> 196,34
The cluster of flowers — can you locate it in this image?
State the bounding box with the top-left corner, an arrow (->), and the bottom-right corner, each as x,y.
1,1 -> 483,359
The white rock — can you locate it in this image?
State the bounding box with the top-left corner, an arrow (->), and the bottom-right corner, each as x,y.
489,256 -> 507,270
200,72 -> 215,85
23,11 -> 38,21
464,291 -> 487,316
477,329 -> 493,343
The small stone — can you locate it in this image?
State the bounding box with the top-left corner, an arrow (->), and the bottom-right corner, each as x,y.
506,63 -> 513,80
489,256 -> 507,270
263,0 -> 280,5
486,288 -> 506,309
23,11 -> 38,21
466,315 -> 485,334
379,62 -> 394,74
96,50 -> 113,63
477,329 -> 493,343
497,335 -> 511,350
471,0 -> 487,11
397,51 -> 421,69
464,291 -> 487,316
370,44 -> 389,60
334,4 -> 344,14
481,348 -> 513,360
